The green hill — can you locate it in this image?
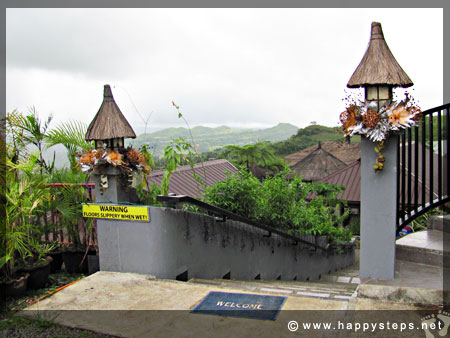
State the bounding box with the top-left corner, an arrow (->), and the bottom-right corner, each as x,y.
271,124 -> 347,156
45,122 -> 346,169
130,123 -> 299,157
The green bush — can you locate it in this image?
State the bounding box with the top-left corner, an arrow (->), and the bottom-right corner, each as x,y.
257,170 -> 304,231
203,169 -> 352,244
203,169 -> 261,221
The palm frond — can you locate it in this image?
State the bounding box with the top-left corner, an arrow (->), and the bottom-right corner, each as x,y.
46,120 -> 92,151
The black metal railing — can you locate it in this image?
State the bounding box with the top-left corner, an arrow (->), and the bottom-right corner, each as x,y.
157,194 -> 329,251
397,103 -> 449,234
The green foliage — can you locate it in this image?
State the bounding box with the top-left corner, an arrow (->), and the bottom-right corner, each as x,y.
56,184 -> 92,250
46,120 -> 92,171
271,124 -> 346,156
257,169 -> 301,231
10,108 -> 55,175
223,142 -> 279,170
2,154 -> 50,278
3,110 -> 96,279
161,137 -> 196,195
204,169 -> 261,220
203,169 -> 352,245
46,167 -> 87,184
348,215 -> 360,236
135,181 -> 161,205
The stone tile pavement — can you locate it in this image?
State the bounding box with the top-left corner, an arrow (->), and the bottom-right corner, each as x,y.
20,271 -> 439,338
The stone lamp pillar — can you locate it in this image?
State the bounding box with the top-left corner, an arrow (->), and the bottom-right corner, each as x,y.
347,22 -> 413,279
85,84 -> 138,204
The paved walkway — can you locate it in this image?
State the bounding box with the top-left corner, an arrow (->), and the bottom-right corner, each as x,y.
19,230 -> 448,337
21,271 -> 432,338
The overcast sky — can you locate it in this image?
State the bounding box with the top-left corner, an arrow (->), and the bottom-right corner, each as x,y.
6,8 -> 443,135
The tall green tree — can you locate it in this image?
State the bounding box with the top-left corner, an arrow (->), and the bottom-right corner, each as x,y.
12,108 -> 54,175
223,142 -> 278,170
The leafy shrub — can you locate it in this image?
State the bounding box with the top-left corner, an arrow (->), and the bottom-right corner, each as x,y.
257,169 -> 304,231
203,168 -> 352,244
204,169 -> 261,221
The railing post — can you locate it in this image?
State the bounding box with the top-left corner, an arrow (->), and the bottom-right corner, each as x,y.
360,135 -> 399,279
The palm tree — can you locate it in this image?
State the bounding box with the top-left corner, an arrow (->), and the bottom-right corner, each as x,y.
2,154 -> 50,278
223,142 -> 278,171
12,108 -> 54,175
46,120 -> 92,172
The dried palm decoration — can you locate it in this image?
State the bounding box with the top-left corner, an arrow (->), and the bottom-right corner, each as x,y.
341,22 -> 420,172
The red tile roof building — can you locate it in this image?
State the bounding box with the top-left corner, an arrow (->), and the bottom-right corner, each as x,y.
147,159 -> 237,197
319,159 -> 361,207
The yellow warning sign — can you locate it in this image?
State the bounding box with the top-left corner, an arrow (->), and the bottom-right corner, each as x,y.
82,204 -> 149,222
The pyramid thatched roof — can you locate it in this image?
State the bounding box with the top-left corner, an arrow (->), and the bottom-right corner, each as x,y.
284,141 -> 360,167
85,85 -> 136,141
290,143 -> 347,182
347,22 -> 413,88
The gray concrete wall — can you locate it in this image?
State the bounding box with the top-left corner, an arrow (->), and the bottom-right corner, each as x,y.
92,167 -> 138,204
360,136 -> 398,279
97,206 -> 355,281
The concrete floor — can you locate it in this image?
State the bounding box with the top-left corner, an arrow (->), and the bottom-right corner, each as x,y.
19,231 -> 448,337
22,271 -> 432,338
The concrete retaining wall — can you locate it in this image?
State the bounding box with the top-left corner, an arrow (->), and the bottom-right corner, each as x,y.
97,206 -> 355,281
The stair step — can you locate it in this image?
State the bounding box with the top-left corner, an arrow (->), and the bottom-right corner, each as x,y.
396,245 -> 449,268
187,278 -> 358,300
396,229 -> 449,267
427,215 -> 450,233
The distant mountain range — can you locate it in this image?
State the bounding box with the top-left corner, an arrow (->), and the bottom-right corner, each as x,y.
128,123 -> 299,157
43,122 -> 347,168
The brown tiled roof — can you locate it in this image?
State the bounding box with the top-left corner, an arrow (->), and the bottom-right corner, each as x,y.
147,159 -> 237,197
85,85 -> 136,141
284,141 -> 360,167
319,159 -> 361,206
290,144 -> 347,182
318,142 -> 445,207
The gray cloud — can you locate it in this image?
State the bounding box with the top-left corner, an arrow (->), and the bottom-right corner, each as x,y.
6,8 -> 443,134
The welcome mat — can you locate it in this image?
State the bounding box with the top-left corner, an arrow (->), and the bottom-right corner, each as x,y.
191,291 -> 286,321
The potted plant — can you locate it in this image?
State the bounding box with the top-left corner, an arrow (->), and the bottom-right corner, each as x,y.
0,215 -> 31,298
57,184 -> 96,273
87,244 -> 99,275
16,239 -> 54,289
2,155 -> 48,296
46,241 -> 64,273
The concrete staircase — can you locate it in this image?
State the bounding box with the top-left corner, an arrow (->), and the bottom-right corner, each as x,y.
396,214 -> 449,268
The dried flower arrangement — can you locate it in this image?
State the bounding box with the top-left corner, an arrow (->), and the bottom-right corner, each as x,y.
340,92 -> 421,172
78,147 -> 151,185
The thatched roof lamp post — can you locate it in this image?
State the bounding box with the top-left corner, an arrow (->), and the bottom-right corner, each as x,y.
84,84 -> 139,203
347,22 -> 413,109
349,22 -> 414,280
85,84 -> 136,151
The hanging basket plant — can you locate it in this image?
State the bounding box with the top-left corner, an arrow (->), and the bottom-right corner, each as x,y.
339,93 -> 421,172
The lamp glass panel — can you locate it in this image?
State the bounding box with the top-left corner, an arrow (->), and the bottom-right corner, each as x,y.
378,86 -> 390,100
366,86 -> 378,100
